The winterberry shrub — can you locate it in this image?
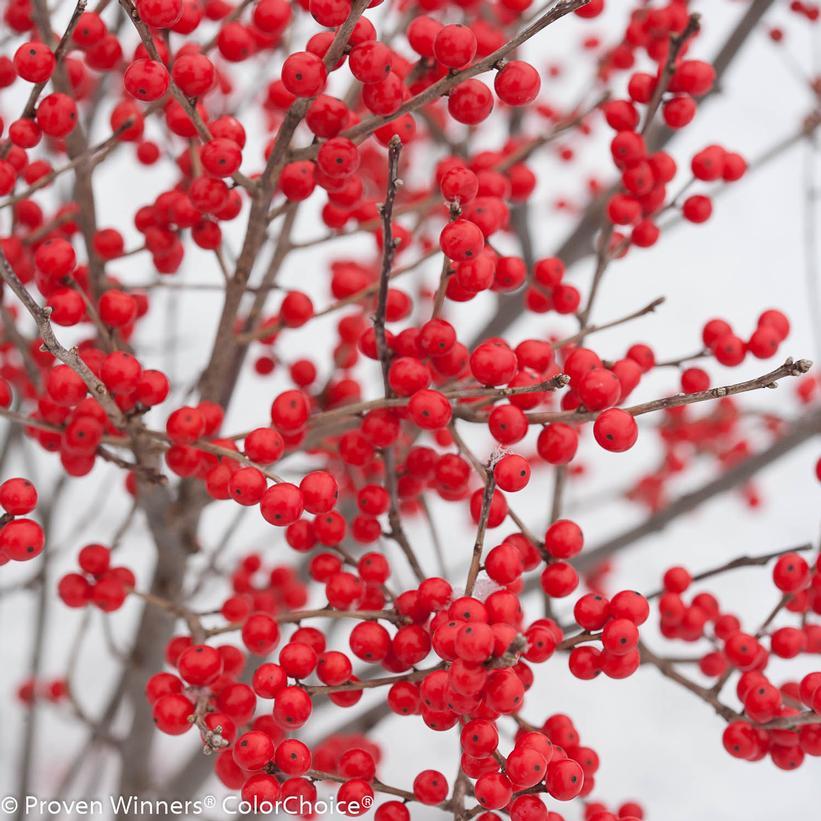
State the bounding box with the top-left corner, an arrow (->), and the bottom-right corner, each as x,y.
0,0 -> 820,818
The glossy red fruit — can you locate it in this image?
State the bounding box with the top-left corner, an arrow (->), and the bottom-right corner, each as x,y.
136,0 -> 183,28
448,80 -> 494,125
546,759 -> 584,800
493,454 -> 531,492
494,61 -> 541,106
593,409 -> 639,452
282,51 -> 326,97
152,693 -> 194,734
434,25 -> 477,69
124,59 -> 169,101
14,42 -> 55,83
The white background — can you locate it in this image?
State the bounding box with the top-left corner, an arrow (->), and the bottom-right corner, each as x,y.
1,1 -> 820,819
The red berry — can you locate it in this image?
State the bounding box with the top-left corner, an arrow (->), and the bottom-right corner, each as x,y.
14,42 -> 55,83
124,59 -> 169,101
593,409 -> 639,452
153,693 -> 194,734
434,25 -> 476,69
494,61 -> 541,106
282,51 -> 326,97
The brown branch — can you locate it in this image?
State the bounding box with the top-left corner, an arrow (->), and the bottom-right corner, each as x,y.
755,592 -> 793,639
197,0 -> 371,407
576,16 -> 699,334
549,466 -> 567,525
645,544 -> 814,599
654,348 -> 711,368
371,137 -> 425,583
238,205 -> 299,334
237,248 -> 438,344
204,607 -> 410,639
556,296 -> 666,350
496,91 -> 610,172
0,247 -> 126,427
27,0 -> 108,301
639,641 -> 739,722
303,665 -> 442,696
642,638 -> 821,731
0,114 -> 149,211
374,136 -> 404,387
431,257 -> 454,319
448,422 -> 544,553
465,460 -> 497,596
0,304 -> 43,390
306,373 -> 569,432
207,205 -> 301,405
199,0 -> 254,52
490,357 -> 812,426
96,446 -> 166,483
641,14 -> 701,135
281,195 -> 440,244
451,770 -> 469,821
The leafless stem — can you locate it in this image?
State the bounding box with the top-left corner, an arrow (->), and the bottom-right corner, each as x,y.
465,461 -> 497,596
645,544 -> 813,599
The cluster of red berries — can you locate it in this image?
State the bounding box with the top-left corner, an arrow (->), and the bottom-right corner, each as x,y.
413,713 -> 602,811
701,310 -> 791,368
723,670 -> 821,770
1,0 -> 819,816
581,802 -> 645,821
57,543 -> 135,611
654,551 -> 821,769
788,1 -> 820,22
36,352 -> 168,477
16,676 -> 69,707
591,7 -> 729,240
567,589 -> 649,680
130,128 -> 247,269
595,2 -> 699,78
0,476 -> 42,565
130,531 -> 657,818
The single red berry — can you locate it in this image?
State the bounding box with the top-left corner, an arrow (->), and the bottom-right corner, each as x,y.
152,693 -> 194,735
593,409 -> 638,452
494,61 -> 541,106
440,219 -> 484,262
772,552 -> 810,592
0,478 -> 37,515
177,644 -> 223,686
545,519 -> 583,559
260,483 -> 304,526
433,25 -> 477,72
493,454 -> 531,492
546,759 -> 584,800
408,389 -> 452,429
413,770 -> 449,805
36,93 -> 78,137
124,59 -> 169,101
136,0 -> 183,28
0,519 -> 45,561
14,41 -> 55,83
448,80 -> 494,125
282,51 -> 327,97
